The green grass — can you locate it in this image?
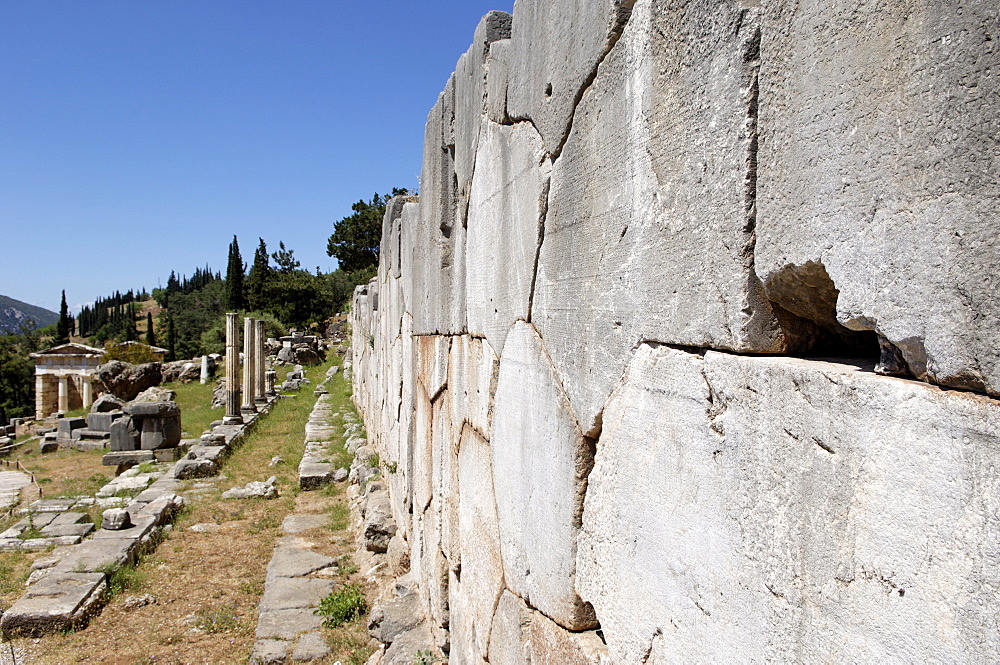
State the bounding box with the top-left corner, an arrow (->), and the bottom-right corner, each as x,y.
327,504 -> 350,531
166,378 -> 219,437
316,584 -> 367,628
0,551 -> 30,599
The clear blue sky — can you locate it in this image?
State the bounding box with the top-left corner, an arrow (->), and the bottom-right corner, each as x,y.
0,1 -> 513,314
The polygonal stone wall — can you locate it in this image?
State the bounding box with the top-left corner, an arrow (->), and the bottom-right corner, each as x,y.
351,1 -> 999,662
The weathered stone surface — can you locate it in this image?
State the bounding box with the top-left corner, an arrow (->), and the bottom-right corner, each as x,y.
139,415 -> 181,450
172,458 -> 218,479
258,578 -> 335,613
102,450 -> 155,467
368,590 -> 424,645
223,476 -> 277,500
363,490 -> 397,553
454,11 -> 513,207
578,346 -> 1000,662
454,426 -> 504,657
0,572 -> 106,636
131,386 -> 176,403
446,336 -> 498,443
488,591 -> 531,665
57,417 -> 86,437
255,608 -> 325,640
381,624 -> 437,665
86,410 -> 123,432
291,630 -> 330,661
466,121 -> 549,356
109,416 -> 140,452
411,74 -> 467,335
757,1 -> 1000,396
125,401 -> 180,418
505,0 -> 635,155
250,639 -> 289,665
101,508 -> 131,530
90,394 -> 124,413
491,322 -> 596,630
95,361 -> 162,401
266,547 -> 336,582
532,1 -> 784,434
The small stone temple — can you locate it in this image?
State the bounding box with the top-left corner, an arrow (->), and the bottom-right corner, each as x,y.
30,343 -> 105,419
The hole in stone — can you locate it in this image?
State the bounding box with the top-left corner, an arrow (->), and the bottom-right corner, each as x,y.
763,261 -> 878,359
544,82 -> 553,97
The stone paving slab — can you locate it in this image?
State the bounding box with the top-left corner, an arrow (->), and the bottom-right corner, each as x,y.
0,572 -> 106,637
0,470 -> 31,510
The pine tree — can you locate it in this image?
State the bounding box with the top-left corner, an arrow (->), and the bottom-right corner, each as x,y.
54,290 -> 71,345
146,312 -> 156,346
225,235 -> 247,311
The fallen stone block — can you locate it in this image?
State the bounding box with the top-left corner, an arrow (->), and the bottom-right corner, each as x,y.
54,538 -> 135,573
86,411 -> 123,433
102,508 -> 132,530
368,590 -> 424,645
102,450 -> 155,467
173,458 -> 218,479
298,462 -> 332,491
0,572 -> 107,637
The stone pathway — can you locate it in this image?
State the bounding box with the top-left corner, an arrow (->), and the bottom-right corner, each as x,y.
0,395 -> 278,638
252,384 -> 344,664
0,471 -> 31,512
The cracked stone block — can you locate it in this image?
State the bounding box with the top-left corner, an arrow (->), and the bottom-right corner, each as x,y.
411,74 -> 467,335
533,0 -> 784,434
491,322 -> 597,631
757,1 -> 1000,397
255,608 -> 325,640
259,578 -> 335,613
466,121 -> 550,357
250,639 -> 289,665
578,345 -> 1000,663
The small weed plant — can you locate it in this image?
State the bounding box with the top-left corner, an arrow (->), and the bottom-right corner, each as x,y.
194,605 -> 241,633
413,651 -> 438,665
316,584 -> 367,627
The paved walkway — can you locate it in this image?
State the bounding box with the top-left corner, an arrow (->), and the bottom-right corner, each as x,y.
0,470 -> 32,511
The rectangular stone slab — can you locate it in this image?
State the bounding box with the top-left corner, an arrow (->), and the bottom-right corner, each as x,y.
0,572 -> 106,637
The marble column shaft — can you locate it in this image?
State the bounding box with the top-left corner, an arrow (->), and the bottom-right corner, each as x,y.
224,312 -> 243,424
242,317 -> 257,413
255,319 -> 266,404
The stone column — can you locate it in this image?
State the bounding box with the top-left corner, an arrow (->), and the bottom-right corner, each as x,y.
255,319 -> 267,405
223,313 -> 243,425
266,370 -> 277,396
242,317 -> 257,414
35,374 -> 45,420
200,355 -> 209,385
57,375 -> 69,413
82,376 -> 93,409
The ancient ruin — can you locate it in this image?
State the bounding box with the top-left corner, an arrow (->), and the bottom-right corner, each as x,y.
350,1 -> 1000,662
29,342 -> 104,419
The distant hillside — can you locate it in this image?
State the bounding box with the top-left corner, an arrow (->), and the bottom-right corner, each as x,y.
0,294 -> 58,334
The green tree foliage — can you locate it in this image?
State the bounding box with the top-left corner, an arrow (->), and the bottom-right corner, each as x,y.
54,290 -> 71,345
271,241 -> 300,273
165,311 -> 177,362
145,311 -> 156,346
246,238 -> 271,311
225,235 -> 247,311
326,189 -> 409,273
101,341 -> 160,365
199,311 -> 286,355
0,324 -> 40,423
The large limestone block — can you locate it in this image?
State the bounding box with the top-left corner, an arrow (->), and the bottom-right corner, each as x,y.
380,195 -> 408,282
486,39 -> 513,124
454,426 -> 505,657
412,74 -> 467,335
432,394 -> 460,565
397,201 -> 420,307
532,0 -> 783,433
454,11 -> 513,201
491,322 -> 596,630
466,121 -> 550,356
757,1 -> 1000,395
416,335 -> 451,400
578,345 -> 1000,663
487,590 -> 609,665
447,336 -> 499,442
506,0 -> 636,155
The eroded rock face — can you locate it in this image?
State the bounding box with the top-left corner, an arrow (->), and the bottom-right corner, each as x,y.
95,361 -> 163,401
532,0 -> 785,434
756,0 -> 1000,395
578,346 -> 1000,663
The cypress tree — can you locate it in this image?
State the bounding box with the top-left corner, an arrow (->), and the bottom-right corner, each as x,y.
225,235 -> 247,311
146,311 -> 156,346
246,238 -> 271,311
165,311 -> 177,362
55,290 -> 71,345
